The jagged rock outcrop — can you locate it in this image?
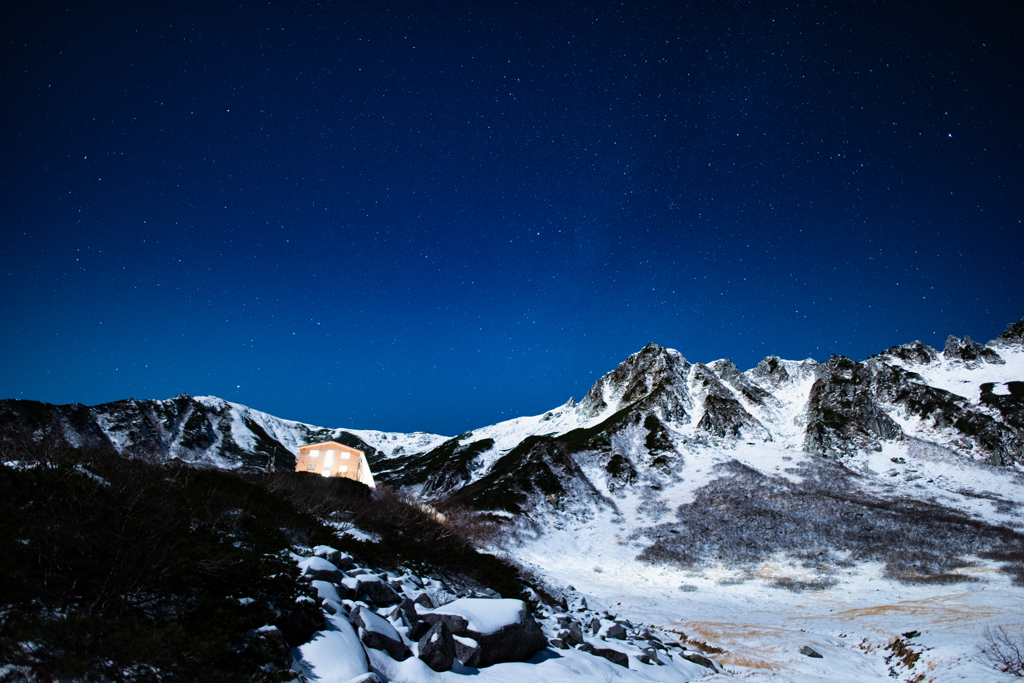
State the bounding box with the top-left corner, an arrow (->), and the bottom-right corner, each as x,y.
577,343 -> 692,423
708,359 -> 780,409
803,356 -> 904,456
874,340 -> 940,365
990,316 -> 1024,347
691,363 -> 771,440
943,335 -> 1005,366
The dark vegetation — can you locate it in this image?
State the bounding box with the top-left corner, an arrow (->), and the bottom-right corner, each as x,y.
251,472 -> 529,602
1,442 -> 533,682
0,446 -> 308,682
634,459 -> 1024,586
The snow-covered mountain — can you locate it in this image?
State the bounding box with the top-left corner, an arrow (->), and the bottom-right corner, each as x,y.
378,316 -> 1024,515
2,317 -> 1021,501
0,393 -> 447,471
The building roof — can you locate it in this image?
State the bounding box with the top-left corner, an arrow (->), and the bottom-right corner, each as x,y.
298,440 -> 362,453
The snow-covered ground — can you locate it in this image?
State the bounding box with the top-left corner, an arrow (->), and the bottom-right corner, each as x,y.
508,439 -> 1024,683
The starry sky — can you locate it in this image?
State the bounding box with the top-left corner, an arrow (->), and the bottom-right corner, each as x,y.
2,2 -> 1022,436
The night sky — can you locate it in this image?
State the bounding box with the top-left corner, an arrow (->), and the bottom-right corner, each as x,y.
3,2 -> 1021,436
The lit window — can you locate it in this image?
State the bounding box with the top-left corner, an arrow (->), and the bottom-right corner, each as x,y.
310,449 -> 320,458
341,452 -> 350,459
340,465 -> 348,473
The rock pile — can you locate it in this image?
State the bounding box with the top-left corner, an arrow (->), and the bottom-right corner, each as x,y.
262,547 -> 722,681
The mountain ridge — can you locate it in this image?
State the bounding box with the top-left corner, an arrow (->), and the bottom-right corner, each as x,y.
2,316 -> 1022,508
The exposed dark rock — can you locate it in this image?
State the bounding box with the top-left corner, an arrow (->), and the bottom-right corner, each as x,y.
454,636 -> 481,666
980,382 -> 1024,432
800,645 -> 823,658
691,363 -> 771,441
352,606 -> 410,660
356,576 -> 401,605
875,341 -> 939,365
385,436 -> 496,494
606,623 -> 628,640
605,453 -> 637,490
422,600 -> 547,667
991,316 -> 1024,347
750,355 -> 791,385
275,604 -> 326,647
395,597 -> 420,627
421,612 -> 470,634
417,621 -> 456,672
592,648 -> 629,667
554,618 -> 585,646
709,359 -> 778,408
804,356 -> 903,457
682,652 -> 719,670
413,592 -> 435,609
577,343 -> 692,421
943,335 -> 1005,366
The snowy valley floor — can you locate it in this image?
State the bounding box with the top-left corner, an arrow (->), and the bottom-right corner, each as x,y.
507,442 -> 1024,683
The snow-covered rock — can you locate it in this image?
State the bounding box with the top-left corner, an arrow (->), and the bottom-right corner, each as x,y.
422,598 -> 547,667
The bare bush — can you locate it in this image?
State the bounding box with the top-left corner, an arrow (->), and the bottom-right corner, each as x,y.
771,576 -> 839,592
977,625 -> 1024,677
633,458 -> 1024,585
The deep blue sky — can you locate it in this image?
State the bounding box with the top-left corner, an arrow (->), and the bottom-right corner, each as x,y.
2,1 -> 1021,435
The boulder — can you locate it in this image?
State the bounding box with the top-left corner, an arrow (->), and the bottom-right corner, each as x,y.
800,645 -> 823,658
681,652 -> 719,671
396,597 -> 419,627
605,623 -> 627,640
559,620 -> 584,646
422,598 -> 547,667
351,606 -> 410,661
453,635 -> 480,667
254,625 -> 292,667
412,592 -> 435,609
417,621 -> 456,672
299,556 -> 347,583
276,604 -> 326,647
356,576 -> 402,606
593,648 -> 629,667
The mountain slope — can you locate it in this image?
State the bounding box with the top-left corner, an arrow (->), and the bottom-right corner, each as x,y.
0,393 -> 447,473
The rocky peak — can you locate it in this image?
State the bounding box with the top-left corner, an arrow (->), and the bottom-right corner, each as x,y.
874,340 -> 939,365
990,316 -> 1024,348
577,343 -> 691,419
749,356 -> 790,385
943,334 -> 1005,366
